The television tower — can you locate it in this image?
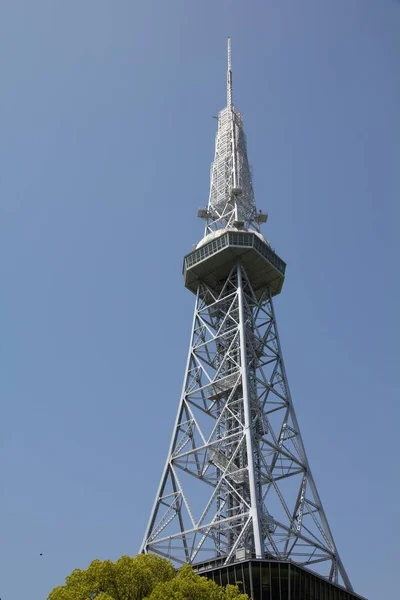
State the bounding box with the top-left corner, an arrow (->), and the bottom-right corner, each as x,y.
141,39 -> 364,599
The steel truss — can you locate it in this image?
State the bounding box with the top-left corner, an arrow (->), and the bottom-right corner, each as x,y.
207,105 -> 257,230
141,38 -> 353,593
141,263 -> 351,589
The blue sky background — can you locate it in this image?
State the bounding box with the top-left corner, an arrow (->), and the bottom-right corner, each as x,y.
0,1 -> 399,598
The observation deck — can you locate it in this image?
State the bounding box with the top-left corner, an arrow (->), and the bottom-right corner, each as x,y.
183,228 -> 286,299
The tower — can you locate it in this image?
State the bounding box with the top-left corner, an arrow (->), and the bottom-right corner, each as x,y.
141,40 -> 365,600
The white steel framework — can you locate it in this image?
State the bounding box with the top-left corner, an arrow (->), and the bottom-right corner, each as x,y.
141,39 -> 353,592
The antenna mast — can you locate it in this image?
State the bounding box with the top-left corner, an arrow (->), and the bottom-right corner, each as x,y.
227,37 -> 233,107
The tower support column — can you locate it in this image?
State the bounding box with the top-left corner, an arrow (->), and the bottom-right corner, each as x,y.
237,263 -> 263,559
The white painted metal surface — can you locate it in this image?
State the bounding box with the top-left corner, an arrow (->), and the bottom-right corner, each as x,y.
141,39 -> 352,592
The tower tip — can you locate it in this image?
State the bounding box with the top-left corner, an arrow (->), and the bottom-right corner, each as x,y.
227,37 -> 232,107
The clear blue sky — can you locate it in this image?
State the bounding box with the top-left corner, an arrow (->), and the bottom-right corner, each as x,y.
0,1 -> 399,598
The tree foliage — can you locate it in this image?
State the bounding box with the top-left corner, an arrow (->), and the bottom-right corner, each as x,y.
48,554 -> 249,600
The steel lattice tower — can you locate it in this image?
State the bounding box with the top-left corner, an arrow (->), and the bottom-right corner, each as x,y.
141,40 -> 358,596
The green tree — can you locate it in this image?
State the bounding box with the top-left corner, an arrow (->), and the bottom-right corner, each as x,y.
48,554 -> 175,600
48,554 -> 249,600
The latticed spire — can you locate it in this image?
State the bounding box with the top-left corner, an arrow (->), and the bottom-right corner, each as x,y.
207,39 -> 258,231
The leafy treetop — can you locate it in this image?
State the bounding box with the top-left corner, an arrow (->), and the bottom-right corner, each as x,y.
47,553 -> 249,600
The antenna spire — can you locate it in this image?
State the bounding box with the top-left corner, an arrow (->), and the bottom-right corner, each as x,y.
227,37 -> 232,107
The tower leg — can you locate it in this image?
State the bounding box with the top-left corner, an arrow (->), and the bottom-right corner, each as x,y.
237,264 -> 263,559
